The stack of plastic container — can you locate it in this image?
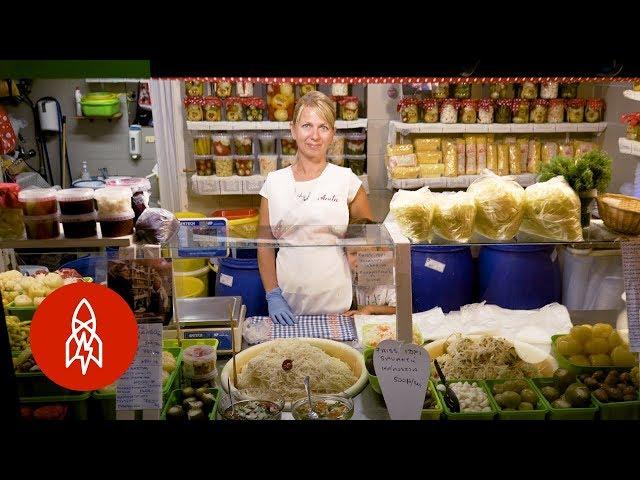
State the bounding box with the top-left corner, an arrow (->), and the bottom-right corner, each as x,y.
105,177 -> 151,222
94,186 -> 134,237
56,188 -> 97,238
18,188 -> 59,239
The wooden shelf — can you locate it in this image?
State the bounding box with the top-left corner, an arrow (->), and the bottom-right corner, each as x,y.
623,90 -> 640,102
72,112 -> 123,121
186,119 -> 367,131
0,223 -> 133,249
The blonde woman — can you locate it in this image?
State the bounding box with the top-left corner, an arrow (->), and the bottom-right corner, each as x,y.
258,91 -> 372,324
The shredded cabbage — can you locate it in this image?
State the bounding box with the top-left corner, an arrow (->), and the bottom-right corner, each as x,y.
389,188 -> 434,242
432,191 -> 476,242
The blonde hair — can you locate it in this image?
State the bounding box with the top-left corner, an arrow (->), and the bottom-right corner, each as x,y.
292,91 -> 336,128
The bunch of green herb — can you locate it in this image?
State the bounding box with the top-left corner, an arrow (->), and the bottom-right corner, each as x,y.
537,150 -> 612,193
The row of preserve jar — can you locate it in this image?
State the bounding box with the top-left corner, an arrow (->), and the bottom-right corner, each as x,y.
184,81 -> 352,99
194,154 -> 367,177
398,97 -> 605,124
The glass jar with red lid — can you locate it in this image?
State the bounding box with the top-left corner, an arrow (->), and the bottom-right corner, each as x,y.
585,98 -> 605,123
243,97 -> 266,122
202,97 -> 222,122
224,97 -> 244,121
477,99 -> 494,123
338,96 -> 360,121
566,99 -> 586,123
511,99 -> 530,123
547,99 -> 565,123
439,99 -> 459,123
397,97 -> 419,123
529,99 -> 548,124
495,99 -> 512,123
421,99 -> 439,123
267,83 -> 295,122
459,99 -> 477,124
184,97 -> 203,122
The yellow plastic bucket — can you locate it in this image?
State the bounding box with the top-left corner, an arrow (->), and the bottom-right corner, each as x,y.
173,266 -> 209,297
174,276 -> 205,298
211,208 -> 259,239
173,211 -> 208,271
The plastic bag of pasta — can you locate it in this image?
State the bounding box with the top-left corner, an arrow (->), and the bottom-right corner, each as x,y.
432,191 -> 477,242
389,187 -> 434,242
467,170 -> 525,240
521,176 -> 583,241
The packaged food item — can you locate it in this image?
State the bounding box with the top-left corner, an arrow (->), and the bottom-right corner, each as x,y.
105,178 -> 152,228
214,82 -> 233,99
530,99 -> 548,123
345,132 -> 366,155
233,133 -> 253,155
432,191 -> 476,242
19,188 -> 58,216
541,141 -> 558,164
566,99 -> 586,123
560,83 -> 579,99
519,82 -> 538,99
585,98 -> 604,123
212,133 -> 232,156
0,183 -> 21,209
389,188 -> 434,242
508,143 -> 522,175
299,83 -> 317,96
387,143 -> 414,156
511,99 -> 530,123
495,100 -> 512,123
477,99 -> 494,123
621,113 -> 640,140
442,140 -> 458,177
627,124 -> 640,140
397,97 -> 419,123
185,81 -> 204,97
182,344 -> 217,380
0,208 -> 24,240
387,154 -> 417,169
135,208 -> 180,244
496,143 -> 509,175
432,83 -> 449,99
465,136 -> 477,174
235,81 -> 253,97
235,156 -> 255,176
416,151 -> 442,164
328,134 -> 345,156
460,100 -> 477,124
258,132 -> 276,154
214,157 -> 234,177
517,138 -> 529,172
338,96 -> 360,121
527,140 -> 541,174
258,155 -> 278,176
634,82 -> 640,92
94,187 -> 132,215
476,136 -> 487,171
486,143 -> 498,172
522,176 -> 582,241
267,83 -> 295,122
328,155 -> 344,166
280,134 -> 298,155
503,136 -> 516,144
202,97 -> 222,121
99,210 -> 134,237
243,97 -> 265,121
455,138 -> 466,175
547,99 -> 565,123
540,81 -> 559,99
224,97 -> 244,121
419,164 -> 445,178
439,99 -> 458,123
558,143 -> 574,157
184,97 -> 203,121
413,138 -> 440,152
24,213 -> 59,239
191,133 -> 211,157
421,99 -> 439,123
489,83 -> 514,99
60,212 -> 97,238
331,83 -> 349,96
454,83 -> 471,99
56,188 -> 94,215
390,165 -> 420,179
194,155 -> 214,176
280,155 -> 296,168
346,154 -> 366,175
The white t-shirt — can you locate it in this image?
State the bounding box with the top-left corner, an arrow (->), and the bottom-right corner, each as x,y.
355,285 -> 397,308
259,163 -> 362,315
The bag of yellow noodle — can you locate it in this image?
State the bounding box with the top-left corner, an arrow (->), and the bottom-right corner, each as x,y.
521,176 -> 583,241
389,187 -> 434,242
432,191 -> 476,242
467,170 -> 525,240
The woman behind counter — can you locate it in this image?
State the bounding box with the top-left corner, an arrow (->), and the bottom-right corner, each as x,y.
258,91 -> 372,325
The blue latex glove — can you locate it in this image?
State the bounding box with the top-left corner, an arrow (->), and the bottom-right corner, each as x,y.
266,287 -> 296,326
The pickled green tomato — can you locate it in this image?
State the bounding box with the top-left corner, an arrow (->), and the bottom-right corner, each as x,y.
557,335 -> 583,356
570,325 -> 592,344
592,323 -> 613,339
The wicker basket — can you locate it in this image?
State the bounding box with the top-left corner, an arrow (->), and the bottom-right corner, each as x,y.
595,193 -> 640,235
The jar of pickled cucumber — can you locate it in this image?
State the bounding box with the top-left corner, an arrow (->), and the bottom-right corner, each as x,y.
511,99 -> 529,123
477,99 -> 494,123
529,99 -> 548,123
224,97 -> 244,121
453,83 -> 471,99
243,97 -> 266,121
547,99 -> 565,123
193,133 -> 212,156
432,83 -> 449,99
214,82 -> 233,99
540,81 -> 559,99
585,98 -> 604,123
460,99 -> 477,124
421,99 -> 439,123
495,99 -> 512,123
519,82 -> 538,99
397,97 -> 419,123
203,97 -> 222,122
560,83 -> 579,99
185,80 -> 204,97
439,99 -> 459,123
566,99 -> 586,123
338,96 -> 360,121
279,133 -> 298,155
184,97 -> 203,122
267,83 -> 295,121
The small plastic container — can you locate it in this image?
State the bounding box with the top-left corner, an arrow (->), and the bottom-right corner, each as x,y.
280,134 -> 298,155
346,154 -> 366,175
19,392 -> 90,420
0,208 -> 25,240
397,97 -> 419,123
202,97 -> 222,122
214,156 -> 234,177
511,99 -> 530,123
560,82 -> 579,99
331,83 -> 349,96
530,377 -> 597,420
212,133 -> 232,156
585,98 -> 604,123
233,133 -> 253,155
477,99 -> 494,123
182,344 -> 217,380
435,380 -> 496,420
214,81 -> 233,99
243,97 -> 265,121
0,182 -> 21,208
24,213 -> 60,239
224,97 -> 244,121
104,177 -> 151,222
18,188 -> 58,216
280,155 -> 296,168
60,212 -> 97,238
328,155 -> 344,166
432,83 -> 449,99
453,83 -> 471,99
257,132 -> 276,154
485,379 -> 548,420
192,133 -> 212,155
344,132 -> 366,155
327,133 -> 345,156
258,155 -> 278,176
439,99 -> 459,123
566,99 -> 586,123
338,96 -> 359,121
234,155 -> 255,176
185,80 -> 204,97
161,387 -> 220,421
94,187 -> 133,215
459,99 -> 477,124
267,83 -> 295,122
495,99 -> 512,123
547,99 -> 565,123
98,210 -> 134,237
291,394 -> 354,420
540,81 -> 559,99
421,99 -> 439,123
194,155 -> 214,176
529,99 -> 548,123
184,97 -> 203,122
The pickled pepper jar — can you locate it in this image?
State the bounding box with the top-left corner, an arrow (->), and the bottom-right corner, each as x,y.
585,98 -> 605,123
243,97 -> 266,121
453,82 -> 471,99
421,98 -> 439,123
495,99 -> 512,123
202,97 -> 222,122
547,99 -> 565,123
477,99 -> 494,123
397,97 -> 419,123
620,113 -> 640,140
224,97 -> 244,121
459,99 -> 477,124
511,99 -> 530,123
432,82 -> 449,99
439,99 -> 459,123
184,97 -> 203,122
560,82 -> 579,99
566,99 -> 586,123
529,99 -> 548,123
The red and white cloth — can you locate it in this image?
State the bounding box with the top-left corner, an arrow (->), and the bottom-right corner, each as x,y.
0,107 -> 17,154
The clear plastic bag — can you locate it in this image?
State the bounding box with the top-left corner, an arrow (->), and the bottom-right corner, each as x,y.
242,317 -> 273,345
432,191 -> 476,242
389,188 -> 434,242
135,208 -> 179,244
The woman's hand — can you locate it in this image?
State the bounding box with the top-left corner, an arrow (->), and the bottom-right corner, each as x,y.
343,306 -> 375,316
266,287 -> 296,326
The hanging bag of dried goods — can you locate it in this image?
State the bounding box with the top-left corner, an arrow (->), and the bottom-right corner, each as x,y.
496,143 -> 509,176
508,143 -> 522,175
397,97 -> 419,123
476,136 -> 487,171
389,188 -> 434,242
541,141 -> 558,164
521,176 -> 583,241
486,143 -> 498,173
432,191 -> 477,243
467,170 -> 525,240
455,138 -> 466,175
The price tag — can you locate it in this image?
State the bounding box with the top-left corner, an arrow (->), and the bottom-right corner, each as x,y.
621,239 -> 640,351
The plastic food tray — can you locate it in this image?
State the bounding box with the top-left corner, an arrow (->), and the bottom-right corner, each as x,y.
551,334 -> 635,375
435,379 -> 496,420
530,377 -> 598,420
485,379 -> 548,420
7,302 -> 36,322
19,392 -> 90,420
591,391 -> 640,420
161,387 -> 220,421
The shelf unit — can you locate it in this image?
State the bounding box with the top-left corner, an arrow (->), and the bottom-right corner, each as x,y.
391,173 -> 536,190
623,90 -> 640,102
186,119 -> 368,131
0,224 -> 133,249
72,112 -> 123,122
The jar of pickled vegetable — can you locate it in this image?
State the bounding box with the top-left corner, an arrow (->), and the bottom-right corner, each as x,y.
234,155 -> 255,176
280,134 -> 298,155
540,82 -> 559,99
233,133 -> 253,155
530,99 -> 548,123
346,154 -> 366,175
235,81 -> 253,97
519,82 -> 538,99
243,97 -> 265,121
345,132 -> 366,155
338,96 -> 360,121
421,99 -> 439,123
495,100 -> 512,123
585,98 -> 604,123
267,83 -> 295,121
397,97 -> 419,123
477,99 -> 494,123
627,124 -> 640,140
214,82 -> 233,99
193,133 -> 212,155
453,83 -> 471,99
511,99 -> 530,123
439,99 -> 458,123
560,83 -> 579,99
195,155 -> 214,176
185,80 -> 204,97
299,83 -> 317,96
547,99 -> 565,123
489,83 -> 502,99
566,99 -> 586,123
460,99 -> 477,124
203,97 -> 222,122
224,97 -> 244,121
621,113 -> 640,140
432,83 -> 449,99
214,156 -> 234,177
212,133 -> 232,156
184,98 -> 203,122
634,82 -> 640,92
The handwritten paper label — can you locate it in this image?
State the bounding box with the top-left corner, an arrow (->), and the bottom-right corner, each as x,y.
220,273 -> 234,287
116,323 -> 163,410
373,340 -> 430,420
357,250 -> 394,287
425,258 -> 446,273
621,239 -> 640,351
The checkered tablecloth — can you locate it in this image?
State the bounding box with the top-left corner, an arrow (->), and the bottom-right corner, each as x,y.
245,315 -> 357,342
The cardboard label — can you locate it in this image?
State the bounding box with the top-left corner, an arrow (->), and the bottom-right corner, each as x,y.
373,340 -> 430,420
357,250 -> 394,287
425,258 -> 446,273
621,239 -> 640,351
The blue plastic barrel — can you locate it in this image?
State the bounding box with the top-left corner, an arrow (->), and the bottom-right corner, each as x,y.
478,245 -> 561,309
214,258 -> 267,317
411,246 -> 475,313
